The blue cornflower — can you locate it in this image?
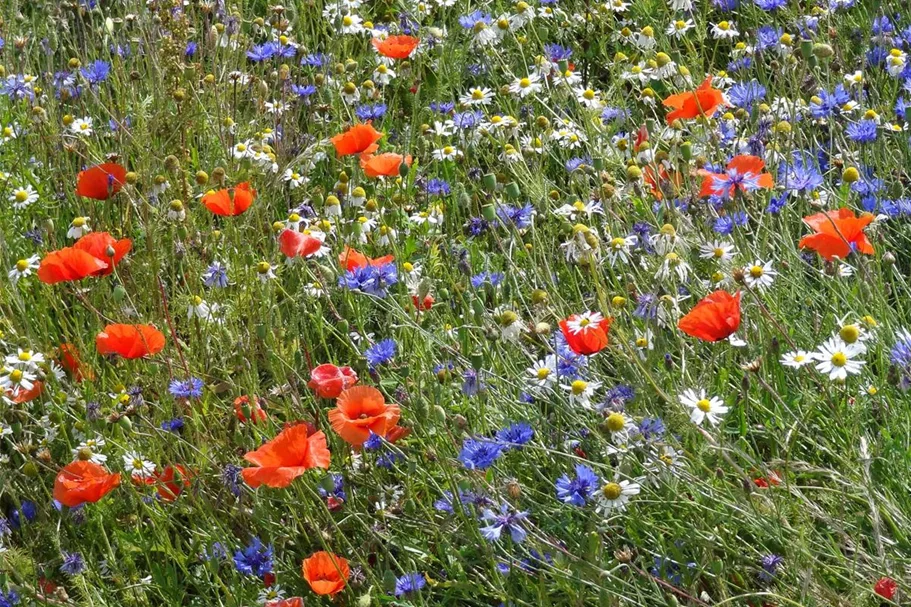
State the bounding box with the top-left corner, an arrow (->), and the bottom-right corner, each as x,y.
461,369 -> 485,396
429,101 -> 455,114
759,554 -> 784,582
339,263 -> 398,297
363,431 -> 384,450
480,503 -> 528,543
9,501 -> 36,529
233,537 -> 274,577
425,178 -> 451,195
809,85 -> 851,119
633,293 -> 659,320
0,518 -> 10,537
318,474 -> 347,502
495,422 -> 534,448
846,120 -> 878,144
355,103 -> 387,121
246,42 -> 278,62
470,271 -> 504,288
779,153 -> 823,194
650,556 -> 692,586
890,329 -> 911,390
712,0 -> 738,9
603,384 -> 635,409
169,377 -> 204,399
755,26 -> 782,52
555,464 -> 601,506
638,417 -> 666,440
451,110 -> 483,129
365,338 -> 397,368
60,551 -> 86,576
459,10 -> 492,30
754,0 -> 786,9
221,464 -> 242,497
203,261 -> 229,288
80,60 -> 111,86
727,57 -> 752,74
290,83 -> 317,98
600,106 -> 628,124
377,452 -> 405,468
185,42 -> 198,57
0,589 -> 19,607
458,438 -> 503,470
497,204 -> 534,230
713,216 -> 735,235
566,156 -> 592,172
395,572 -> 426,597
202,542 -> 227,562
728,80 -> 766,110
466,216 -> 490,236
2,75 -> 34,101
301,53 -> 328,67
544,43 -> 572,62
161,417 -> 185,433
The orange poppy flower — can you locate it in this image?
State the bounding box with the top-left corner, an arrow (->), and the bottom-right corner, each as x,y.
73,231 -> 132,276
360,153 -> 412,178
37,248 -> 108,284
278,229 -> 323,259
302,551 -> 350,597
266,599 -> 303,607
330,123 -> 383,157
308,364 -> 358,399
58,343 -> 94,382
154,465 -> 192,502
798,208 -> 875,261
338,246 -> 394,271
202,182 -> 256,216
677,290 -> 742,342
559,312 -> 612,355
7,380 -> 44,404
643,164 -> 683,201
241,423 -> 331,489
96,324 -> 166,359
698,155 -> 774,198
328,386 -> 401,446
53,461 -> 121,507
371,35 -> 420,59
234,395 -> 268,423
662,76 -> 725,124
76,162 -> 127,200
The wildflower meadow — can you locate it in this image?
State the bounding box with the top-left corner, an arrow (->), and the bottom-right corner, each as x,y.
1,0 -> 911,605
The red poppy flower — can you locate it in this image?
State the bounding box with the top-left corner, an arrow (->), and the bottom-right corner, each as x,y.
798,208 -> 875,261
202,182 -> 256,216
360,152 -> 412,178
37,248 -> 109,284
73,231 -> 132,276
234,395 -> 268,423
154,465 -> 192,502
330,123 -> 383,157
58,343 -> 94,382
874,577 -> 897,600
678,290 -> 742,342
96,324 -> 166,359
53,461 -> 121,507
412,293 -> 434,311
338,246 -> 394,271
371,35 -> 420,59
558,312 -> 612,355
278,229 -> 323,259
76,162 -> 127,200
241,423 -> 331,489
308,364 -> 358,399
662,76 -> 725,124
698,155 -> 774,199
302,551 -> 350,597
266,599 -> 303,607
328,386 -> 402,446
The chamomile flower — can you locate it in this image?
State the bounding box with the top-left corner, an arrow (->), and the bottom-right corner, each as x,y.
604,234 -> 637,265
813,337 -> 864,381
0,367 -> 36,397
6,349 -> 45,372
667,19 -> 694,38
562,378 -> 601,409
699,240 -> 735,263
9,184 -> 38,209
680,388 -> 729,427
595,478 -> 640,512
780,350 -> 812,368
508,74 -> 543,97
460,86 -> 495,106
70,117 -> 94,136
8,255 -> 39,284
67,216 -> 91,239
526,355 -> 558,389
282,169 -> 307,189
743,259 -> 777,290
122,451 -> 156,480
711,21 -> 739,40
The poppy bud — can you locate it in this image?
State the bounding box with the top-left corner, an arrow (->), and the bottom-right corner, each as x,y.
112,285 -> 127,302
482,173 -> 497,191
22,460 -> 39,477
118,416 -> 133,432
531,289 -> 548,305
505,182 -> 521,199
505,480 -> 521,499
